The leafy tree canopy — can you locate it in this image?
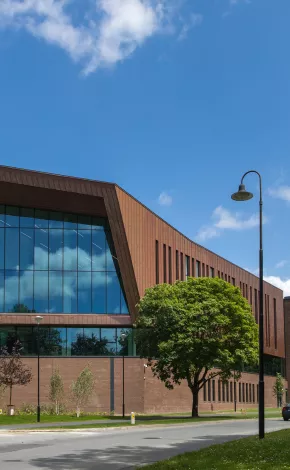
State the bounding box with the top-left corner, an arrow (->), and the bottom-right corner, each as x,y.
135,277 -> 258,416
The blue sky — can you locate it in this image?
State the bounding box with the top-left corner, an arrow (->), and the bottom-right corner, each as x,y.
0,0 -> 290,294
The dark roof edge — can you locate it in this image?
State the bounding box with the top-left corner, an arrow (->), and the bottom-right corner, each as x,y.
116,186 -> 283,294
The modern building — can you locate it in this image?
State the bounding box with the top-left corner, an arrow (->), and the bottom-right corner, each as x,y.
0,165 -> 286,413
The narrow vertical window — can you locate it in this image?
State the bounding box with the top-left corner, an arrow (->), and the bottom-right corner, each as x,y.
163,244 -> 167,283
176,250 -> 179,280
180,253 -> 184,280
246,383 -> 248,402
185,255 -> 190,280
218,381 -> 221,401
257,384 -> 259,403
246,284 -> 248,299
168,247 -> 172,284
202,263 -> 205,277
240,281 -> 242,291
192,258 -> 195,277
253,384 -> 255,403
250,286 -> 253,305
249,383 -> 252,402
196,260 -> 200,277
232,277 -> 236,286
274,298 -> 277,350
224,274 -> 227,282
203,383 -> 207,401
242,383 -> 245,403
208,380 -> 211,401
155,240 -> 159,284
222,383 -> 225,402
226,383 -> 229,402
212,380 -> 216,402
206,265 -> 209,277
218,270 -> 220,278
210,267 -> 214,278
239,383 -> 241,402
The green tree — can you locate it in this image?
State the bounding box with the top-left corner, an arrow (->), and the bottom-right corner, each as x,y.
135,277 -> 258,417
71,333 -> 113,356
0,341 -> 33,407
49,368 -> 65,415
70,365 -> 95,417
273,373 -> 284,407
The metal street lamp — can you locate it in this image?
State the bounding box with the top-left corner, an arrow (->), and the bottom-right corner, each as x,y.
35,315 -> 43,423
231,170 -> 264,439
120,332 -> 127,418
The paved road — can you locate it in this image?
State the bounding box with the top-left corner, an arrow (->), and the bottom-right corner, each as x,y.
0,419 -> 289,469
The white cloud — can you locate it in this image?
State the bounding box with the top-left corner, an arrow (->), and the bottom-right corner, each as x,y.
264,276 -> 290,297
268,186 -> 290,202
275,260 -> 288,269
196,206 -> 264,242
0,0 -> 195,74
178,13 -> 202,41
158,191 -> 172,207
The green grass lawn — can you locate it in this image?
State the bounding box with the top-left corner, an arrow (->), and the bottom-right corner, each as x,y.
0,414 -> 113,425
141,429 -> 290,469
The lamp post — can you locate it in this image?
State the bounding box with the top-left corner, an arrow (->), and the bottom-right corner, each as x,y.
35,315 -> 43,423
120,332 -> 127,418
231,170 -> 264,439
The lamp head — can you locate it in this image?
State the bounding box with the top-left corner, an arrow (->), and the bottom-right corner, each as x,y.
231,184 -> 253,202
35,315 -> 43,325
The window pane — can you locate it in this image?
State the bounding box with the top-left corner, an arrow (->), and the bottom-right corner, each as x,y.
5,270 -> 19,312
39,327 -> 66,356
6,206 -> 19,227
92,272 -> 106,313
68,328 -> 84,356
0,326 -> 16,348
64,272 -> 77,313
78,230 -> 91,271
0,271 -> 4,312
64,229 -> 77,270
49,271 -> 63,313
101,328 -> 117,355
92,217 -> 107,230
20,208 -> 34,228
82,328 -> 107,356
49,229 -> 63,270
17,327 -> 34,355
121,289 -> 129,314
35,229 -> 49,270
35,210 -> 48,229
34,271 -> 48,312
0,229 -> 4,269
107,272 -> 121,314
5,228 -> 19,269
64,213 -> 77,229
78,215 -> 91,229
0,205 -> 5,227
49,211 -> 63,229
20,229 -> 34,270
117,328 -> 131,355
19,271 -> 34,312
92,230 -> 106,271
78,271 -> 92,313
106,232 -> 117,272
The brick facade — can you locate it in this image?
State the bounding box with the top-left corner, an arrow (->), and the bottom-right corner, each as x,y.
0,358 -> 285,414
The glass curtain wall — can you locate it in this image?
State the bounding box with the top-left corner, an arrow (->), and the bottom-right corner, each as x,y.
0,206 -> 128,314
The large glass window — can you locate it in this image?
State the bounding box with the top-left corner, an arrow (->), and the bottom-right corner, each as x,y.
0,206 -> 128,314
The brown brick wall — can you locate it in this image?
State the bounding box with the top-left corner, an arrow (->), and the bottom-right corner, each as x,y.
0,358 -> 285,414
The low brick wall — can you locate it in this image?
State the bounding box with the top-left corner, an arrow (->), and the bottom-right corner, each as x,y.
0,357 -> 286,414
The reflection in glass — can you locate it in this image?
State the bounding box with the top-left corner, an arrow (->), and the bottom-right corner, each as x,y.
78,271 -> 92,313
49,212 -> 63,229
17,327 -> 34,355
107,273 -> 121,314
64,272 -> 77,313
35,210 -> 48,229
19,271 -> 34,312
0,229 -> 4,269
92,230 -> 106,271
49,271 -> 63,312
106,232 -> 117,272
35,230 -> 48,270
6,206 -> 19,227
121,290 -> 129,314
78,230 -> 91,270
34,271 -> 48,312
0,271 -> 4,312
5,270 -> 19,311
0,206 -> 5,227
49,229 -> 63,270
64,230 -> 77,270
64,213 -> 77,229
101,328 -> 116,354
20,229 -> 34,269
67,328 -> 83,356
5,229 -> 19,270
20,208 -> 34,228
92,273 -> 106,313
78,215 -> 91,229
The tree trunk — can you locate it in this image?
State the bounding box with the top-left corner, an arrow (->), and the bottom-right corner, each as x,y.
191,387 -> 199,418
76,406 -> 81,418
9,384 -> 12,406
